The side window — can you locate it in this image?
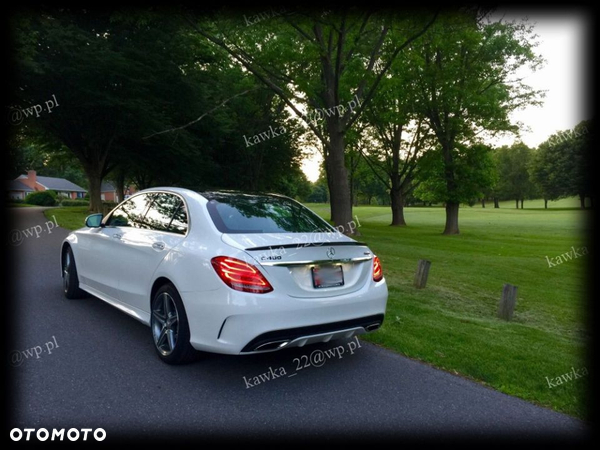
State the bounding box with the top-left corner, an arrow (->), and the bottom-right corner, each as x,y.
144,193 -> 179,232
106,194 -> 152,228
169,200 -> 188,235
143,193 -> 188,235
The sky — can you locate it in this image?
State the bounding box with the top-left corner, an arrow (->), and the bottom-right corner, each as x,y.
301,10 -> 590,182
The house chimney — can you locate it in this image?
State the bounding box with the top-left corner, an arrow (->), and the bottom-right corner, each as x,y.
22,170 -> 38,190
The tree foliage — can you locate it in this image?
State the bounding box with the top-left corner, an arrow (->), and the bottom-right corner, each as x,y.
187,9 -> 438,232
410,10 -> 543,232
493,143 -> 538,207
415,143 -> 496,205
529,120 -> 592,208
11,8 -> 310,211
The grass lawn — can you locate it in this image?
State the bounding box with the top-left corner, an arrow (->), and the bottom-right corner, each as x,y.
47,198 -> 591,419
7,202 -> 39,207
307,198 -> 590,420
45,206 -> 91,231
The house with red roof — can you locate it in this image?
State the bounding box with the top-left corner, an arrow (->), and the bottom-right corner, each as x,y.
7,170 -> 87,201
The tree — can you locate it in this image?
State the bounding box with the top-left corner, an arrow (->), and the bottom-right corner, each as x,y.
12,10 -> 210,211
411,10 -> 543,233
353,159 -> 388,206
358,119 -> 428,224
566,121 -> 593,208
529,142 -> 569,209
530,121 -> 592,209
187,9 -> 438,233
12,10 -> 304,210
414,143 -> 496,211
495,143 -> 537,208
306,175 -> 329,203
358,49 -> 433,225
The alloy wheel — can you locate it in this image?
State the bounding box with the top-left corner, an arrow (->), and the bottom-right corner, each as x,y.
151,292 -> 180,356
63,251 -> 71,293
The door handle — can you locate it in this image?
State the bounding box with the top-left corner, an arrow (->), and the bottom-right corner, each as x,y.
112,233 -> 122,240
152,242 -> 165,251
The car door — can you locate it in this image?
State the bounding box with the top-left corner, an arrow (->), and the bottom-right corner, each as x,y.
117,192 -> 188,315
77,194 -> 153,301
75,225 -> 124,301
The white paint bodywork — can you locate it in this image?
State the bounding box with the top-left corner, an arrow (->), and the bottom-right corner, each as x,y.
62,188 -> 388,354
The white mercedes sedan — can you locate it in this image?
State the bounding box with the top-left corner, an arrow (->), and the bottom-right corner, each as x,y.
61,188 -> 388,364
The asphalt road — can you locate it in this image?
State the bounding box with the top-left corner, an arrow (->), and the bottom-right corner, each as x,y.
7,207 -> 589,442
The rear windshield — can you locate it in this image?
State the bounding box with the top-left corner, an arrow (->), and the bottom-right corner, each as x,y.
204,194 -> 335,234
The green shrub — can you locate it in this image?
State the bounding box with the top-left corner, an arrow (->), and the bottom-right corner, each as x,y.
60,200 -> 89,207
24,191 -> 57,206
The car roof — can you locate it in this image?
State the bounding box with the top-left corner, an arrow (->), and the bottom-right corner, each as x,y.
137,187 -> 292,202
198,190 -> 291,202
136,187 -> 197,198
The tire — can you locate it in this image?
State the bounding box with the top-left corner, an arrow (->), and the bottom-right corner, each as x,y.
150,284 -> 198,365
62,246 -> 87,299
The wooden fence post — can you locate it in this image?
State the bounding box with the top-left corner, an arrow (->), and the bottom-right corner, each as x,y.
498,284 -> 518,321
414,259 -> 431,289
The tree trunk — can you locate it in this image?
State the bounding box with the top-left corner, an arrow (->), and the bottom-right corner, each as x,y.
85,169 -> 103,213
390,189 -> 406,226
544,199 -> 548,209
481,198 -> 485,208
389,125 -> 407,227
325,132 -> 354,234
520,199 -> 524,209
349,175 -> 354,208
441,141 -> 459,235
443,202 -> 460,235
116,171 -> 125,204
494,197 -> 499,208
579,193 -> 585,209
515,199 -> 519,209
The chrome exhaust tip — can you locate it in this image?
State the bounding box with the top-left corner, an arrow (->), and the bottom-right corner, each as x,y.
365,323 -> 381,332
253,340 -> 290,352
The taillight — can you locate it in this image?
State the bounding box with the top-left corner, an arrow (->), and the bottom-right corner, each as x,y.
373,256 -> 383,282
211,256 -> 273,294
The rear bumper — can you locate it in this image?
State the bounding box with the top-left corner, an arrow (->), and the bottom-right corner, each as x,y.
180,278 -> 388,355
241,314 -> 384,353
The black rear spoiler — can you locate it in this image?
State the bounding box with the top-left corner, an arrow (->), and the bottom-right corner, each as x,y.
246,241 -> 368,251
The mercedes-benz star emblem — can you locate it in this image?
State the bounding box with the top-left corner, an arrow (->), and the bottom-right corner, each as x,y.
326,247 -> 336,260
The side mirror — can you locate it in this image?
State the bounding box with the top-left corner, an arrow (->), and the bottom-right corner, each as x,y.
85,213 -> 104,228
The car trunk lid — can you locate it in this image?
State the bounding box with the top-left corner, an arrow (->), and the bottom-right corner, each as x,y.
221,233 -> 373,298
